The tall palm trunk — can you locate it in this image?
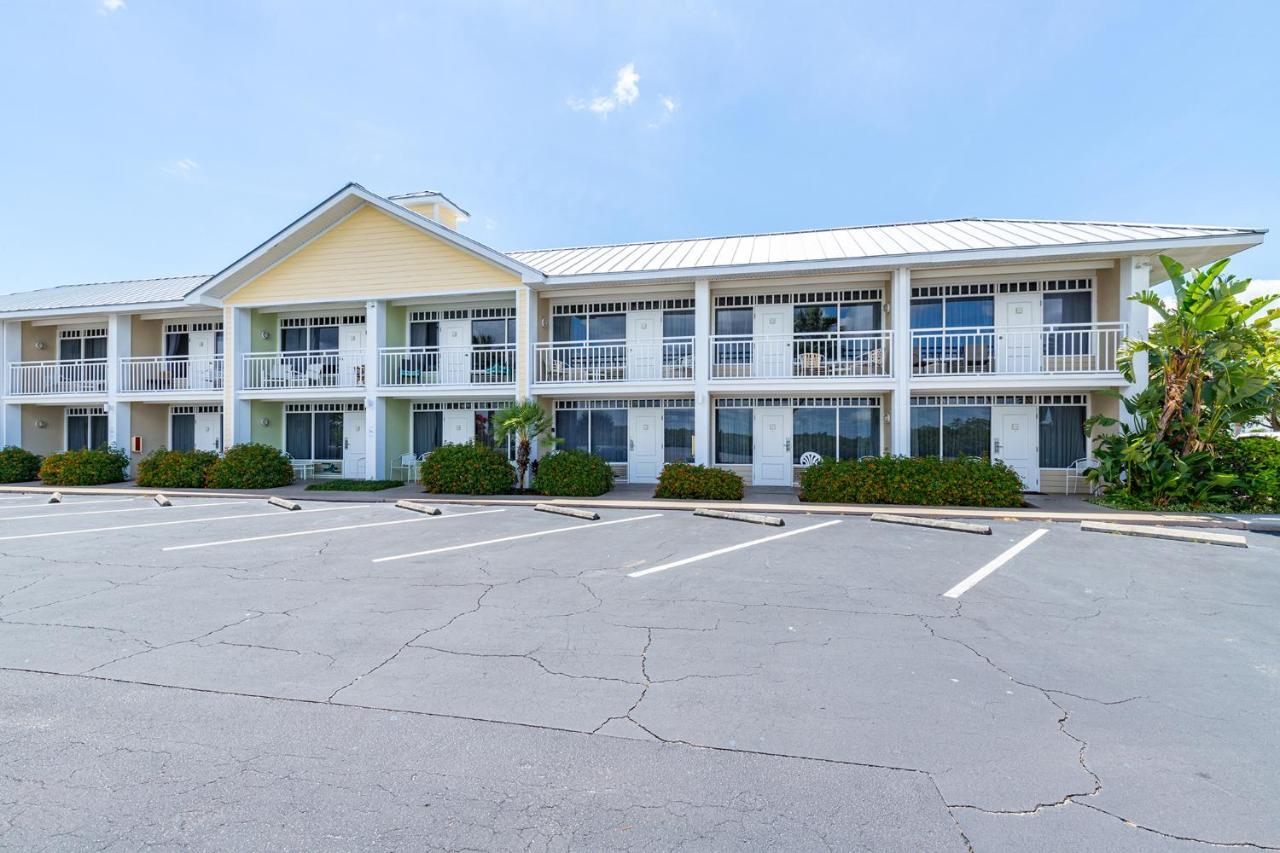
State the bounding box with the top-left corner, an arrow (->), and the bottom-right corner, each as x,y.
515,435 -> 531,490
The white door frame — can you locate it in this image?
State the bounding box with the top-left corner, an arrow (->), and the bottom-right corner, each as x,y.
440,318 -> 471,384
343,410 -> 367,478
994,293 -> 1042,374
752,406 -> 793,486
992,404 -> 1039,491
626,310 -> 663,382
752,304 -> 792,378
627,407 -> 663,483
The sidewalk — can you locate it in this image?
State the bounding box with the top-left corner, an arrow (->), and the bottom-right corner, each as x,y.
0,479 -> 1253,529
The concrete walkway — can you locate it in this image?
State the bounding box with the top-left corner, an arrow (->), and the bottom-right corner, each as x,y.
0,479 -> 1257,528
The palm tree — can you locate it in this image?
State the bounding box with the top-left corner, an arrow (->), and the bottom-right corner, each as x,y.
494,400 -> 559,490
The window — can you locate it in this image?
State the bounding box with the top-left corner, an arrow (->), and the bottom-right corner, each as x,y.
1043,291 -> 1092,355
66,411 -> 108,451
310,325 -> 339,351
588,314 -> 625,342
473,409 -> 516,459
839,303 -> 881,332
793,406 -> 880,463
910,300 -> 943,329
944,297 -> 994,329
552,314 -> 587,342
409,320 -> 439,348
910,407 -> 941,458
282,327 -> 309,353
715,408 -> 752,464
412,410 -> 443,457
1039,405 -> 1086,468
553,407 -> 626,462
715,307 -> 753,336
662,310 -> 694,339
942,405 -> 991,458
714,308 -> 753,365
284,410 -> 343,461
794,305 -> 837,334
471,318 -> 516,346
664,409 -> 694,463
171,414 -> 195,451
59,331 -> 107,361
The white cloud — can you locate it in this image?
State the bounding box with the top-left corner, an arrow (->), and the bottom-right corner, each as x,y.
568,63 -> 641,117
162,158 -> 199,180
660,95 -> 678,115
99,0 -> 126,13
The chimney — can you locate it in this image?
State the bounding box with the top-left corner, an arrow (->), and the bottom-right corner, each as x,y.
387,190 -> 469,230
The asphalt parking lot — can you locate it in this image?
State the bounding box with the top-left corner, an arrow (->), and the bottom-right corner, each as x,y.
1,493 -> 1277,851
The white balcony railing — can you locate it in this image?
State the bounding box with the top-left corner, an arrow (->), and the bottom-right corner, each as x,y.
378,344 -> 516,387
119,356 -> 224,393
242,350 -> 366,390
911,322 -> 1127,376
534,337 -> 695,384
709,330 -> 892,380
6,359 -> 108,396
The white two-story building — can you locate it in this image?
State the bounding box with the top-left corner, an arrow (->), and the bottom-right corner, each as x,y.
0,183 -> 1266,490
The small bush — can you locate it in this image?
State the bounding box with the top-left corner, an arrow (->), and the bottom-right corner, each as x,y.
205,443 -> 294,490
0,446 -> 42,483
1220,435 -> 1280,512
799,456 -> 1024,507
420,442 -> 515,495
532,449 -> 614,497
654,463 -> 744,501
306,479 -> 403,492
136,448 -> 219,489
38,446 -> 131,486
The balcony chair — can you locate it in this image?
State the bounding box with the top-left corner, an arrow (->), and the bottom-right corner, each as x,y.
547,359 -> 587,382
1064,457 -> 1098,495
856,346 -> 884,376
268,361 -> 303,387
964,341 -> 991,373
798,351 -> 825,377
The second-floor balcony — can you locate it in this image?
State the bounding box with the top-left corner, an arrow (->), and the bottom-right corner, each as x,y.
911,322 -> 1127,376
242,350 -> 366,391
378,344 -> 517,388
534,338 -> 695,385
7,359 -> 108,397
120,355 -> 224,393
710,330 -> 892,380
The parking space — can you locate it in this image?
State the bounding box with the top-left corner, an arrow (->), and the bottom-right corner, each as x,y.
2,495 -> 1278,850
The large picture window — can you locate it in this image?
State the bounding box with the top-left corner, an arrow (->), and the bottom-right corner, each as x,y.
715,408 -> 753,464
66,409 -> 108,451
793,405 -> 880,463
553,407 -> 627,463
1043,291 -> 1093,355
910,403 -> 991,459
412,409 -> 443,457
664,408 -> 695,463
285,410 -> 343,461
1039,405 -> 1086,468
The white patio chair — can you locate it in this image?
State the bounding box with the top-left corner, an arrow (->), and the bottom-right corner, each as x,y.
393,452 -> 419,483
1065,457 -> 1096,495
798,451 -> 824,467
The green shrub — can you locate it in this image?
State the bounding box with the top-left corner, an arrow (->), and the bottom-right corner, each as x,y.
305,479 -> 403,492
532,449 -> 614,497
38,446 -> 131,486
135,448 -> 219,489
1220,435 -> 1280,511
653,463 -> 744,501
420,442 -> 515,495
0,446 -> 42,483
205,443 -> 294,490
798,456 -> 1024,507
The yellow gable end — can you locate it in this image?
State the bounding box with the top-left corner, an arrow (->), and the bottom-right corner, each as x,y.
225,205 -> 520,305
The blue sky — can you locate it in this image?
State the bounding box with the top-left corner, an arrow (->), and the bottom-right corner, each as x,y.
1,0 -> 1278,294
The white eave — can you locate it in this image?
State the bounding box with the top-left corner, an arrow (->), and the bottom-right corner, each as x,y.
185,183 -> 543,306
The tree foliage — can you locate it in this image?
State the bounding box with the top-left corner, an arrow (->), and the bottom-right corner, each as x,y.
493,400 -> 560,490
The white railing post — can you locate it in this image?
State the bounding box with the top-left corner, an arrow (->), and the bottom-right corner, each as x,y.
693,278 -> 712,466
891,267 -> 912,456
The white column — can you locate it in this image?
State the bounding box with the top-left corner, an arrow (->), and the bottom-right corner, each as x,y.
516,287 -> 535,401
225,306 -> 252,447
1118,257 -> 1151,426
890,266 -> 912,455
2,321 -> 19,448
365,299 -> 387,479
693,278 -> 712,465
106,314 -> 131,453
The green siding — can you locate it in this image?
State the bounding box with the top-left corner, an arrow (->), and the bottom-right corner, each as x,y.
250,400 -> 283,446
384,398 -> 410,476
250,309 -> 276,353
385,305 -> 407,348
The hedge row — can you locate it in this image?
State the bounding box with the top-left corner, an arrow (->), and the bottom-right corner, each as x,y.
531,449 -> 614,497
420,442 -> 515,495
0,446 -> 42,483
38,447 -> 131,486
1220,435 -> 1280,512
653,463 -> 744,501
798,455 -> 1024,507
136,449 -> 220,488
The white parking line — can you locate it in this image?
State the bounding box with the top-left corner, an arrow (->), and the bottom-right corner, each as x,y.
0,500 -> 243,523
0,504 -> 364,543
942,528 -> 1049,599
0,497 -> 136,512
163,508 -> 506,551
371,513 -> 662,563
627,519 -> 843,578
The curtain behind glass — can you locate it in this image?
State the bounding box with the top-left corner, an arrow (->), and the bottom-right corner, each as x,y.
590,409 -> 628,462
838,407 -> 879,459
310,326 -> 339,351
1044,292 -> 1092,355
944,297 -> 994,329
165,333 -> 189,357
664,409 -> 694,463
412,411 -> 443,456
90,415 -> 108,449
942,406 -> 990,458
715,409 -> 752,464
314,412 -> 343,460
1039,406 -> 1086,467
285,413 -> 311,458
555,410 -> 590,453
282,328 -> 308,352
588,314 -> 625,341
662,310 -> 694,338
910,407 -> 940,458
171,414 -> 195,451
552,315 -> 587,342
910,300 -> 942,329
839,303 -> 881,331
67,416 -> 88,451
792,407 -> 837,463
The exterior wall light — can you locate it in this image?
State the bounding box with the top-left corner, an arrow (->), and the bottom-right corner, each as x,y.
259,417 -> 271,427
34,340 -> 47,350
34,419 -> 47,429
259,329 -> 271,340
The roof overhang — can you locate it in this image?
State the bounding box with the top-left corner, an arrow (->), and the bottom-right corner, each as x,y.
0,301 -> 193,321
529,231 -> 1266,289
186,183 -> 543,306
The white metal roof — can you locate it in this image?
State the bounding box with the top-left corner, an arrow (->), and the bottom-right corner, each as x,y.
0,275 -> 208,313
508,218 -> 1266,278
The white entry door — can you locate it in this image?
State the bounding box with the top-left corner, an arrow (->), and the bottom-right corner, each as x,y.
193,411 -> 222,453
343,411 -> 367,478
440,319 -> 471,384
753,305 -> 792,378
628,408 -> 663,483
995,294 -> 1041,374
442,408 -> 474,445
752,407 -> 793,486
339,324 -> 367,386
992,405 -> 1039,491
626,311 -> 663,381
189,330 -> 218,390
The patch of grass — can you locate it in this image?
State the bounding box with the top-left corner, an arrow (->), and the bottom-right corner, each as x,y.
305,479 -> 403,492
1087,494 -> 1238,513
